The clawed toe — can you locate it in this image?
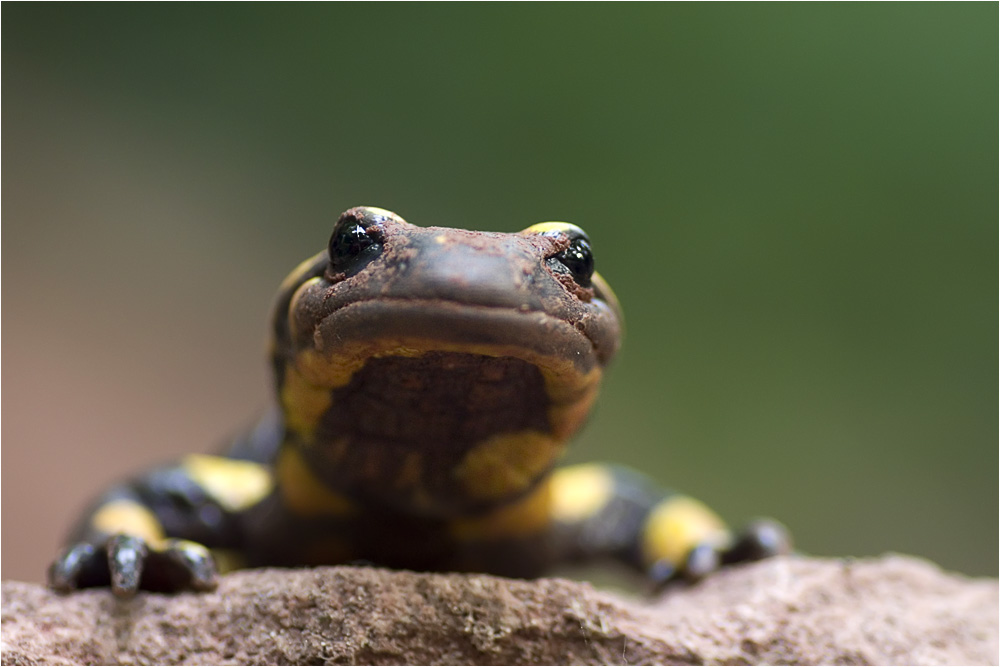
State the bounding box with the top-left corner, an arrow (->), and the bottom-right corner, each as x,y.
722,518 -> 792,565
48,535 -> 218,595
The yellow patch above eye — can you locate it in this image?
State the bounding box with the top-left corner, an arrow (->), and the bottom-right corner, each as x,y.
548,464 -> 614,523
182,454 -> 274,513
641,495 -> 731,568
522,221 -> 585,236
92,499 -> 166,546
357,206 -> 398,220
278,252 -> 325,293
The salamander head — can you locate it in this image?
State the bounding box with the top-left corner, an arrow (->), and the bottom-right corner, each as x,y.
272,206 -> 622,517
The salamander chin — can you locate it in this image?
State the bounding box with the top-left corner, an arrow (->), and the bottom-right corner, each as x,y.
296,351 -> 559,517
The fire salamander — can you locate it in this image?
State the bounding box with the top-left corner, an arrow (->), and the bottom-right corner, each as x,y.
49,206 -> 789,597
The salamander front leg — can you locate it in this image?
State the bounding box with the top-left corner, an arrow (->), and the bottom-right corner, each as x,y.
547,464 -> 791,585
48,455 -> 271,596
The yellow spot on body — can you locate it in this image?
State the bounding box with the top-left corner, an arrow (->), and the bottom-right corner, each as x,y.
454,429 -> 565,500
641,496 -> 731,568
92,499 -> 165,546
293,347 -> 368,391
548,464 -> 614,523
281,358 -> 334,441
183,454 -> 274,513
539,362 -> 600,404
451,481 -> 552,541
276,447 -> 355,516
541,366 -> 602,441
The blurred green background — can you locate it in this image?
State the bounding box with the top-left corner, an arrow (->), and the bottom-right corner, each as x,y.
3,4 -> 996,583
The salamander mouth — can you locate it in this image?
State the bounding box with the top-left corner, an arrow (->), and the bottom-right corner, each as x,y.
312,298 -> 601,376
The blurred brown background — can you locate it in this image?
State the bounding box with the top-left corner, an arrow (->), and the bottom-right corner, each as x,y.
3,4 -> 996,583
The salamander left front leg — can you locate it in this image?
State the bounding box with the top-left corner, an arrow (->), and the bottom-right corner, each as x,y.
447,463 -> 790,585
547,464 -> 791,585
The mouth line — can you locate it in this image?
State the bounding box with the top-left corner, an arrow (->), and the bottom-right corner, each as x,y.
314,297 -> 599,367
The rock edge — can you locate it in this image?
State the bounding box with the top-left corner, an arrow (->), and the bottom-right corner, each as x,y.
2,554 -> 997,665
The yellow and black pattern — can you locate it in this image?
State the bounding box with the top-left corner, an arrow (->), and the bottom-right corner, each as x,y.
49,206 -> 788,597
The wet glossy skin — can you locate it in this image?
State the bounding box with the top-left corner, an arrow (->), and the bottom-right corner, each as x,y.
48,206 -> 788,597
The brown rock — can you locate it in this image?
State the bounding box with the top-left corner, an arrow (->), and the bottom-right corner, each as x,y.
1,555 -> 996,665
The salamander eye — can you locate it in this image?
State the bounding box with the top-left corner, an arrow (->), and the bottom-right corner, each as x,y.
328,209 -> 383,275
553,236 -> 594,288
523,222 -> 595,289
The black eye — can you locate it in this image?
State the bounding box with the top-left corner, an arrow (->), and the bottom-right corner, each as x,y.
328,211 -> 383,275
553,237 -> 594,288
524,223 -> 597,289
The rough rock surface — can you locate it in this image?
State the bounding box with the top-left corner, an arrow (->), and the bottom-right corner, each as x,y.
1,555 -> 996,666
